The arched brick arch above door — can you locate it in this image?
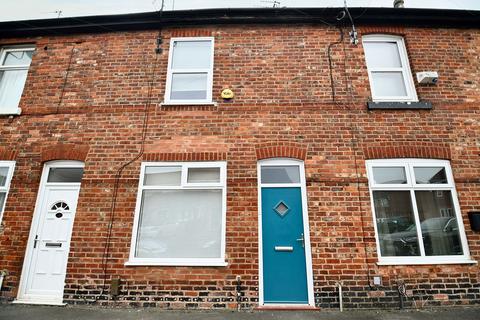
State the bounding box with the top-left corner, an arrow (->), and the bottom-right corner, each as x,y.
255,142 -> 308,160
40,143 -> 90,163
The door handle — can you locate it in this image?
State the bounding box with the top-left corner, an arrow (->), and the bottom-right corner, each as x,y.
296,233 -> 305,248
33,235 -> 38,249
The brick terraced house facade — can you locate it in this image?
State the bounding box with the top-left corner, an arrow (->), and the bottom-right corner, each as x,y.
0,7 -> 479,310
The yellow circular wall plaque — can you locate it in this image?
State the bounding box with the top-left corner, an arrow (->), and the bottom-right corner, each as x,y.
221,88 -> 234,99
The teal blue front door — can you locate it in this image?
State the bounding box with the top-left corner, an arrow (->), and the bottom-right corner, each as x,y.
261,187 -> 309,304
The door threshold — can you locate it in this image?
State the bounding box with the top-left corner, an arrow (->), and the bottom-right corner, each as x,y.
13,299 -> 66,306
256,305 -> 319,311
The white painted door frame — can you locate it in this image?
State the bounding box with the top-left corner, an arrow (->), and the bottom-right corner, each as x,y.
257,158 -> 315,307
16,160 -> 84,305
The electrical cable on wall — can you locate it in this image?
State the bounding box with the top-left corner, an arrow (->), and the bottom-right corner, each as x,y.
292,4 -> 374,293
97,31 -> 162,300
328,11 -> 374,290
56,45 -> 76,114
344,0 -> 358,45
327,11 -> 346,102
342,29 -> 374,291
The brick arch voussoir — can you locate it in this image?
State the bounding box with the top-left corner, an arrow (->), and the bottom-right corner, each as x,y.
40,143 -> 89,163
255,143 -> 308,161
364,144 -> 451,160
0,147 -> 18,161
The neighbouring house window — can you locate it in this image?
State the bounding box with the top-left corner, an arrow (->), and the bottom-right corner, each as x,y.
366,159 -> 472,265
0,46 -> 35,114
164,37 -> 214,104
362,35 -> 417,102
127,162 -> 227,266
0,161 -> 16,223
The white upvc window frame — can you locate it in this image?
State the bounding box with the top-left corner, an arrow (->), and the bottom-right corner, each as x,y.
163,37 -> 215,105
0,161 -> 16,224
126,161 -> 227,266
362,35 -> 418,103
366,159 -> 474,265
0,46 -> 35,115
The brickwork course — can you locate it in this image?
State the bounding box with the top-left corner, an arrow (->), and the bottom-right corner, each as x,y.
0,8 -> 479,310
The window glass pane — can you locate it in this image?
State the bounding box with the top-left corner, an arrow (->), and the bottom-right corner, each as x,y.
371,72 -> 407,97
414,167 -> 448,184
2,50 -> 33,66
415,191 -> 463,256
170,73 -> 207,100
47,168 -> 84,183
372,167 -> 407,184
373,191 -> 420,257
0,69 -> 29,112
144,166 -> 181,186
172,40 -> 211,69
0,192 -> 5,211
261,165 -> 300,184
187,167 -> 220,183
0,167 -> 9,186
135,189 -> 222,259
364,42 -> 402,68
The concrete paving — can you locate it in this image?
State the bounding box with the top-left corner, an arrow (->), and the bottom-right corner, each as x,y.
1,305 -> 480,320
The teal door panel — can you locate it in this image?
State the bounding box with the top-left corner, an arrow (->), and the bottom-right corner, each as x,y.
262,187 -> 308,304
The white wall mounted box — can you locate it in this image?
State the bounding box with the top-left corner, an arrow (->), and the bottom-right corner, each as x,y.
416,71 -> 439,84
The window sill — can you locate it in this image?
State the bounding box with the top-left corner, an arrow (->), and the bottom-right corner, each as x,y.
367,101 -> 432,110
0,108 -> 22,116
160,101 -> 218,106
125,260 -> 228,267
377,259 -> 477,266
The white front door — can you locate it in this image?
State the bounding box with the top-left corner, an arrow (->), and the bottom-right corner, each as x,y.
17,161 -> 83,305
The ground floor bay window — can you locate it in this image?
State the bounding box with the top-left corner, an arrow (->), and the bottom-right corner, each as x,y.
366,159 -> 473,265
126,162 -> 227,266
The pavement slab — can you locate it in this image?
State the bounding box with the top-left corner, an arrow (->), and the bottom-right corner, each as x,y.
1,305 -> 480,320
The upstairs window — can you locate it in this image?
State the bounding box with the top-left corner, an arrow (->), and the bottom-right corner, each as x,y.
164,38 -> 214,105
366,159 -> 472,265
0,161 -> 15,223
363,35 -> 417,102
0,46 -> 35,114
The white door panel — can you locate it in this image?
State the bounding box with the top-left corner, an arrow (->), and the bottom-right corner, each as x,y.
23,187 -> 80,300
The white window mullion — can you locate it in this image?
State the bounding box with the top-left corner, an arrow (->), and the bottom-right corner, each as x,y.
0,66 -> 29,71
409,188 -> 426,257
170,68 -> 211,74
370,67 -> 404,72
180,163 -> 188,187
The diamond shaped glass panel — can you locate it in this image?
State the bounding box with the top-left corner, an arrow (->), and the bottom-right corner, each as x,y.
274,201 -> 290,217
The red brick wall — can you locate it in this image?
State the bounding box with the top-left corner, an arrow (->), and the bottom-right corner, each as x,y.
0,24 -> 479,309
